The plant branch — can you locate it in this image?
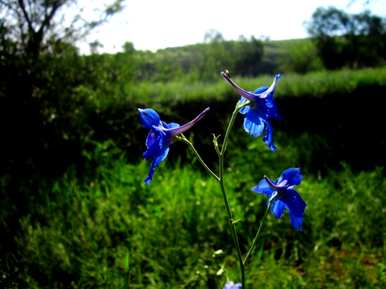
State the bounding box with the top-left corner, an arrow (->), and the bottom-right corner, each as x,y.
243,202 -> 271,265
217,101 -> 250,288
179,135 -> 220,182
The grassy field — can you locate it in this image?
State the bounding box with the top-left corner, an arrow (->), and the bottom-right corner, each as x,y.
122,66 -> 386,105
74,66 -> 386,109
2,136 -> 384,288
1,66 -> 385,288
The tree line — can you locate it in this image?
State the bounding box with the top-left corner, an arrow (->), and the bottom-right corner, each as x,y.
0,1 -> 385,181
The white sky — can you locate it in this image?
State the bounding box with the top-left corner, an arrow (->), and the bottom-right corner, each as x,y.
76,0 -> 386,53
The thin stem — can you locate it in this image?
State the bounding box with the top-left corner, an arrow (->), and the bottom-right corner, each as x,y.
219,155 -> 245,288
218,103 -> 247,288
221,100 -> 250,154
179,135 -> 220,182
221,106 -> 239,154
243,202 -> 271,265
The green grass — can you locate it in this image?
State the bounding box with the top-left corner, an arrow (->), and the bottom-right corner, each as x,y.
119,66 -> 386,106
4,140 -> 384,289
73,66 -> 386,109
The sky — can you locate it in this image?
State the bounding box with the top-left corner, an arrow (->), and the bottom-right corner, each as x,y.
76,0 -> 386,54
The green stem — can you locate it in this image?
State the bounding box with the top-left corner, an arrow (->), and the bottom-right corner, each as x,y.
221,103 -> 243,154
219,156 -> 245,288
243,202 -> 271,265
179,135 -> 220,182
218,103 -> 247,288
180,100 -> 250,287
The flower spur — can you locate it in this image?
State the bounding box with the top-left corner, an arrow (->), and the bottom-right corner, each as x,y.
222,70 -> 280,151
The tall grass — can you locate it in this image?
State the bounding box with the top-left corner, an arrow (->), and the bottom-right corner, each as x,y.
2,67 -> 386,288
120,67 -> 386,105
5,141 -> 384,289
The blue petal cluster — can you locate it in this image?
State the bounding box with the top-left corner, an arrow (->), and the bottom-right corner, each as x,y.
138,108 -> 178,184
138,107 -> 209,184
223,281 -> 242,289
252,168 -> 306,230
222,71 -> 280,151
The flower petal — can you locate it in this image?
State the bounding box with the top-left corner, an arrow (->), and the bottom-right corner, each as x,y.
144,131 -> 163,159
257,74 -> 281,99
138,108 -> 161,129
166,122 -> 180,129
253,93 -> 279,120
279,189 -> 306,230
254,86 -> 268,94
289,215 -> 304,231
243,110 -> 264,137
239,97 -> 250,115
280,168 -> 303,186
252,178 -> 275,197
153,146 -> 169,166
144,147 -> 169,184
271,199 -> 286,219
262,120 -> 276,152
264,97 -> 280,119
145,131 -> 159,149
223,281 -> 242,289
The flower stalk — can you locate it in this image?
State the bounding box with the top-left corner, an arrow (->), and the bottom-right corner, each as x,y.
138,70 -> 307,289
217,101 -> 250,289
179,103 -> 249,287
178,134 -> 219,182
243,202 -> 271,265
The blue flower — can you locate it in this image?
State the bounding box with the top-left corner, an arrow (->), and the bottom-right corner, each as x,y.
223,281 -> 242,289
138,107 -> 210,184
252,168 -> 306,230
222,70 -> 280,151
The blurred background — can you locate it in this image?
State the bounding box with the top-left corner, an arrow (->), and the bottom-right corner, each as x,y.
0,0 -> 385,288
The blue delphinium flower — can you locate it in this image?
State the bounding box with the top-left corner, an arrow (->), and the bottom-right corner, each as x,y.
138,107 -> 210,184
223,281 -> 242,289
252,168 -> 306,230
222,70 -> 280,151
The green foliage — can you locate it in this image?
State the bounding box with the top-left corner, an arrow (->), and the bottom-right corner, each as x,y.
275,66 -> 386,98
5,142 -> 384,288
1,4 -> 385,288
124,66 -> 386,104
131,37 -> 264,81
277,39 -> 323,73
0,1 -> 126,185
307,7 -> 386,69
75,37 -> 321,84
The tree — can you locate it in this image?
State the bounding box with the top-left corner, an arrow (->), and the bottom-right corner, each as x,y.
204,29 -> 224,43
307,7 -> 386,69
0,0 -> 124,59
122,41 -> 135,54
0,0 -> 125,178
